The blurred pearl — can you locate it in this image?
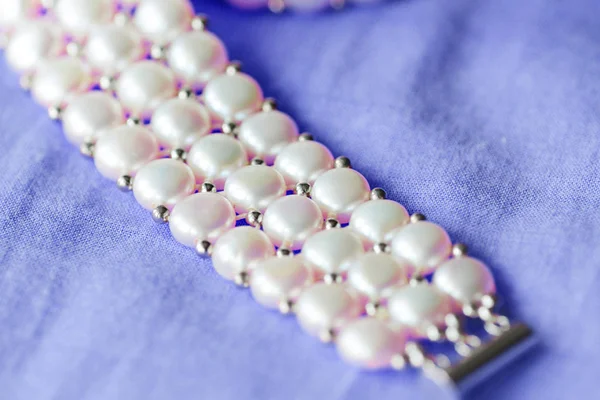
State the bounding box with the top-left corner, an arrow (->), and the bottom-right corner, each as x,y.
150,98 -> 211,149
6,20 -> 64,73
295,283 -> 363,339
62,91 -> 124,145
31,57 -> 91,107
347,253 -> 410,302
212,227 -> 274,281
274,141 -> 334,186
250,256 -> 312,310
349,200 -> 409,246
337,318 -> 407,369
115,61 -> 176,118
94,125 -> 159,180
224,165 -> 286,214
285,0 -> 330,12
433,256 -> 496,305
134,0 -> 193,46
238,110 -> 299,165
0,0 -> 41,30
262,195 -> 323,250
202,72 -> 263,122
169,192 -> 236,247
167,30 -> 229,90
301,228 -> 364,276
84,24 -> 145,77
387,283 -> 455,337
132,159 -> 195,210
187,134 -> 248,190
390,221 -> 452,276
55,0 -> 116,38
225,0 -> 267,9
311,168 -> 370,224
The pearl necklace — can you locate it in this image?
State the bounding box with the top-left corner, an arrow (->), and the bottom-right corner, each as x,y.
0,0 -> 535,394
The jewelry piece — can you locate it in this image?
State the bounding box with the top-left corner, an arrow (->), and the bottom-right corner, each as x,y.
0,0 -> 535,395
225,0 -> 382,13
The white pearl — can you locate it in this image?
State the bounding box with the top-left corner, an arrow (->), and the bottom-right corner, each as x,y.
336,318 -> 407,370
62,91 -> 124,145
150,98 -> 211,149
311,168 -> 370,224
349,199 -> 409,246
31,57 -> 91,107
133,0 -> 193,46
84,24 -> 145,77
250,256 -> 312,310
223,165 -> 286,214
166,30 -> 229,90
0,0 -> 41,30
115,60 -> 176,118
202,72 -> 264,122
387,283 -> 456,337
347,253 -> 410,302
93,124 -> 159,180
132,159 -> 195,210
55,0 -> 116,38
295,283 -> 363,339
433,256 -> 496,305
169,192 -> 236,247
5,20 -> 64,73
390,221 -> 452,276
262,195 -> 323,250
274,141 -> 334,186
187,134 -> 248,190
238,110 -> 299,165
212,226 -> 274,281
301,228 -> 364,277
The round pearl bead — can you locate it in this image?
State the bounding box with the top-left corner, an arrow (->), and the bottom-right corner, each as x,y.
0,0 -> 41,30
166,30 -> 229,90
387,283 -> 456,337
93,124 -> 159,181
262,195 -> 323,250
132,159 -> 195,211
168,192 -> 236,247
294,283 -> 363,339
238,110 -> 299,165
336,317 -> 407,370
62,91 -> 124,146
5,20 -> 64,73
223,165 -> 286,214
349,200 -> 409,246
301,228 -> 364,277
202,72 -> 264,122
187,134 -> 248,190
250,256 -> 312,310
212,226 -> 274,281
115,61 -> 177,118
274,141 -> 334,186
347,253 -> 410,302
310,168 -> 370,224
31,57 -> 91,107
390,221 -> 452,276
84,24 -> 145,77
150,98 -> 211,150
54,0 -> 116,38
433,256 -> 496,305
133,0 -> 193,46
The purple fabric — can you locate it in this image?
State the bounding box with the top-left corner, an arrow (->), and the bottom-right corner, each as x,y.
1,0 -> 598,398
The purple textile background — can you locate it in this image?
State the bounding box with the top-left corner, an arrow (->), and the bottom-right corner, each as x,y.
1,0 -> 599,399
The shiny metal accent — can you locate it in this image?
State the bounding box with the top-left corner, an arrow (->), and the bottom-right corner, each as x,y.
426,325 -> 445,342
48,106 -> 62,121
117,175 -> 133,191
295,182 -> 311,196
225,61 -> 242,75
262,98 -> 278,112
152,205 -> 170,223
178,88 -> 194,99
150,44 -> 165,60
80,141 -> 95,158
196,239 -> 213,256
409,274 -> 426,286
325,218 -> 339,229
323,273 -> 343,284
222,121 -> 238,136
191,14 -> 208,30
373,242 -> 389,254
334,156 -> 351,169
170,148 -> 187,162
99,75 -> 115,91
276,247 -> 292,257
480,294 -> 496,309
318,328 -> 336,343
278,299 -> 294,314
250,158 -> 265,166
245,209 -> 263,227
126,117 -> 141,126
298,132 -> 313,141
234,271 -> 250,287
370,187 -> 387,200
66,41 -> 81,57
452,243 -> 468,257
365,301 -> 380,317
200,182 -> 217,193
410,213 -> 426,223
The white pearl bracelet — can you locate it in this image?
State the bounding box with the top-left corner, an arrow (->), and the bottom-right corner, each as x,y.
0,0 -> 535,394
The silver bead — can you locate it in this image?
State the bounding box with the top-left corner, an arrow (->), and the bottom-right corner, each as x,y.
370,187 -> 386,200
295,182 -> 311,196
170,148 -> 187,162
334,156 -> 351,169
196,240 -> 213,257
277,247 -> 292,257
48,106 -> 62,121
278,299 -> 294,314
225,61 -> 242,75
80,141 -> 95,158
262,97 -> 277,112
200,182 -> 217,193
250,158 -> 265,166
222,121 -> 238,136
410,213 -> 426,223
152,205 -> 170,223
99,75 -> 114,91
323,273 -> 343,284
245,209 -> 263,227
117,175 -> 133,191
150,44 -> 165,60
191,14 -> 208,30
126,117 -> 141,126
298,132 -> 313,141
373,242 -> 388,254
452,243 -> 468,257
325,218 -> 339,229
66,41 -> 81,57
234,271 -> 250,287
178,88 -> 194,99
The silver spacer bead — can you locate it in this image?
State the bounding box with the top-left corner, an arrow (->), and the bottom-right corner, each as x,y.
318,328 -> 336,343
410,213 -> 426,223
250,158 -> 265,166
462,303 -> 478,318
222,121 -> 238,137
178,88 -> 194,99
19,74 -> 33,91
234,271 -> 250,287
325,218 -> 339,229
152,205 -> 170,223
170,148 -> 187,162
126,117 -> 141,126
370,187 -> 387,200
298,132 -> 313,142
295,182 -> 311,196
373,242 -> 388,254
323,272 -> 343,284
480,293 -> 496,309
334,156 -> 351,169
65,41 -> 81,57
99,75 -> 115,91
225,61 -> 242,75
150,44 -> 166,60
196,240 -> 213,257
200,182 -> 217,193
245,209 -> 263,227
48,106 -> 62,121
79,141 -> 95,158
365,301 -> 381,317
117,175 -> 133,191
409,274 -> 426,286
276,247 -> 292,257
261,98 -> 278,112
191,14 -> 208,30
278,299 -> 294,315
452,243 -> 468,257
